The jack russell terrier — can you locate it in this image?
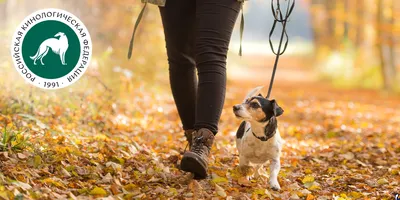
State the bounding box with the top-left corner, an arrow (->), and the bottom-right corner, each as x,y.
233,86 -> 284,191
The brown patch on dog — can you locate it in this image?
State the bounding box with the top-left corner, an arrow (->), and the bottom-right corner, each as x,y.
247,99 -> 266,121
252,109 -> 266,121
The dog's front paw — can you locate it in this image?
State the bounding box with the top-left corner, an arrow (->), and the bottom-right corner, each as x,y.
245,174 -> 254,181
269,180 -> 281,191
239,165 -> 252,175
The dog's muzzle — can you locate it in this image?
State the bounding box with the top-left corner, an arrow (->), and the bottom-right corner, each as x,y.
233,105 -> 240,112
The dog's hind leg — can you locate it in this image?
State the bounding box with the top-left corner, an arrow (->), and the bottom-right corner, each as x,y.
269,158 -> 281,191
39,48 -> 49,65
60,51 -> 67,65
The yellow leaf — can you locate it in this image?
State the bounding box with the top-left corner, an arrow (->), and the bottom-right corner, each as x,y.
167,188 -> 177,197
377,178 -> 388,185
111,156 -> 125,165
0,191 -> 8,199
309,184 -> 321,191
254,188 -> 272,199
253,189 -> 266,195
304,168 -> 312,174
262,189 -> 272,199
349,191 -> 363,198
33,155 -> 42,168
123,183 -> 138,191
89,187 -> 107,196
42,178 -> 64,188
302,175 -> 315,184
327,167 -> 336,174
212,177 -> 228,184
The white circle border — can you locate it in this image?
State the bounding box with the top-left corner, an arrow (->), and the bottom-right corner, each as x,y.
10,8 -> 92,90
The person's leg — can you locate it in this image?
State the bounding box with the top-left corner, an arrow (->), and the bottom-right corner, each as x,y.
159,0 -> 197,132
180,0 -> 241,179
193,0 -> 241,134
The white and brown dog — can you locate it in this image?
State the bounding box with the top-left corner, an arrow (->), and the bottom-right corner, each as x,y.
233,86 -> 284,191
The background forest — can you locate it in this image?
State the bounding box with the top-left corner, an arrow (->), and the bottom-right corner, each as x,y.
0,0 -> 399,199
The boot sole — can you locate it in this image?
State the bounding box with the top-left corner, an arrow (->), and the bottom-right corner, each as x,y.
180,152 -> 207,179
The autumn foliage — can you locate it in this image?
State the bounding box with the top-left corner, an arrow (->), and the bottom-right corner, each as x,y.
0,0 -> 399,199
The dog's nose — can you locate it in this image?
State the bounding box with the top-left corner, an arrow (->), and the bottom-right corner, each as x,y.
233,105 -> 240,111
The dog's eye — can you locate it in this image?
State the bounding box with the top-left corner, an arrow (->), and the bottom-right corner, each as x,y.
250,102 -> 260,108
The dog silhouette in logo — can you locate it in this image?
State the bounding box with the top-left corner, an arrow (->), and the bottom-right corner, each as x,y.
30,32 -> 69,65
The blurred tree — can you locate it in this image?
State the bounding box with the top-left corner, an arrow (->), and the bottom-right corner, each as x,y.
377,0 -> 396,90
0,2 -> 5,29
310,0 -> 399,91
388,0 -> 397,87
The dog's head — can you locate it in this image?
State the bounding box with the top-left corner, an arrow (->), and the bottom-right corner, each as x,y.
233,86 -> 284,123
54,32 -> 65,37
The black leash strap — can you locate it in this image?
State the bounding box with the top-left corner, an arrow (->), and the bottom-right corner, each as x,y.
266,0 -> 295,99
128,2 -> 148,59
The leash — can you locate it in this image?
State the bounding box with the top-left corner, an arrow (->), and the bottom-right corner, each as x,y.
128,2 -> 148,59
266,0 -> 295,99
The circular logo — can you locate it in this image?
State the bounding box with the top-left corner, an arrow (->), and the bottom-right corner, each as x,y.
10,8 -> 92,89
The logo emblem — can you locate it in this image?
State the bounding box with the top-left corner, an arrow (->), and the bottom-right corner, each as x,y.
11,8 -> 92,89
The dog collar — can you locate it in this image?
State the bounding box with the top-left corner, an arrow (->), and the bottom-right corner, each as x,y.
251,117 -> 277,142
252,131 -> 274,141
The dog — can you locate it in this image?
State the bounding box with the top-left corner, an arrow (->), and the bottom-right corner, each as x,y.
30,32 -> 69,65
233,86 -> 284,191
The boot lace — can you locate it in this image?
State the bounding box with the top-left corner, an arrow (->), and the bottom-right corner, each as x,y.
192,136 -> 206,155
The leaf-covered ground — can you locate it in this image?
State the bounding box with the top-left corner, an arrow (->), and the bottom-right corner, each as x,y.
0,67 -> 399,199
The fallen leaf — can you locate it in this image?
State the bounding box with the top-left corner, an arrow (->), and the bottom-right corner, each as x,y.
215,184 -> 226,197
33,155 -> 42,168
302,175 -> 315,184
110,184 -> 120,195
89,187 -> 107,196
12,181 -> 32,190
238,177 -> 251,186
377,178 -> 388,185
17,153 -> 27,160
61,168 -> 71,178
340,152 -> 355,160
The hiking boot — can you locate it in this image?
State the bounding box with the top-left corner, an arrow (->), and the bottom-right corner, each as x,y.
180,128 -> 215,179
184,129 -> 194,150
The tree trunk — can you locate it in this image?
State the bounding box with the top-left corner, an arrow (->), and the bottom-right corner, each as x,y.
0,2 -> 5,29
389,0 -> 397,84
377,0 -> 394,90
326,0 -> 336,49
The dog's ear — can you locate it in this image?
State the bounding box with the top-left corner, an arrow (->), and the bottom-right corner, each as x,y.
258,93 -> 263,97
54,32 -> 64,37
271,99 -> 284,117
243,86 -> 264,103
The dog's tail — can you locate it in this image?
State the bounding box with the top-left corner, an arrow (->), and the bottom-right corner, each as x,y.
30,49 -> 40,60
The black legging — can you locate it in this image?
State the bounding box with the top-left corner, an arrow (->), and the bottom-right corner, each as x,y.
159,0 -> 241,134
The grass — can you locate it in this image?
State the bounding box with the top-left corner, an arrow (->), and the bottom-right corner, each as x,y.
0,125 -> 30,152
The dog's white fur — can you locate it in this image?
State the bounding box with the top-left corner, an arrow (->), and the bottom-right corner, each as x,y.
234,86 -> 283,191
30,32 -> 69,65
